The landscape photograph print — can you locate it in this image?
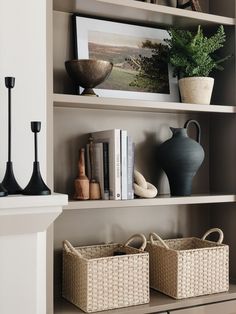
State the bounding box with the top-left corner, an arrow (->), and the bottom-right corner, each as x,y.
75,16 -> 178,101
88,31 -> 170,94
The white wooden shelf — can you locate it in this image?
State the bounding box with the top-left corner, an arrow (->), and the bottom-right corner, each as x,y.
53,0 -> 235,27
54,94 -> 236,114
55,285 -> 236,314
63,194 -> 236,211
0,193 -> 68,210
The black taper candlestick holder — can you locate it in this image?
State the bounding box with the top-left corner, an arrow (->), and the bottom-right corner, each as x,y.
22,121 -> 51,195
2,77 -> 22,194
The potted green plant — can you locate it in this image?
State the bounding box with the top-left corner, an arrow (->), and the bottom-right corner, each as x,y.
165,25 -> 230,105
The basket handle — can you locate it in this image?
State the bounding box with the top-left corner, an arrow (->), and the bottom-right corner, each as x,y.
63,240 -> 82,257
124,233 -> 147,251
201,228 -> 224,244
149,232 -> 169,249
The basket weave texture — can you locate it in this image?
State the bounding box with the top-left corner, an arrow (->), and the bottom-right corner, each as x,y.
146,228 -> 229,299
62,234 -> 149,313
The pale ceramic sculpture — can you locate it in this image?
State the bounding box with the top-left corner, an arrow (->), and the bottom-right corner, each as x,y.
134,170 -> 158,198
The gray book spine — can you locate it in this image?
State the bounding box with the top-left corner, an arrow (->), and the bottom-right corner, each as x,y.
103,142 -> 110,200
92,129 -> 121,200
127,136 -> 134,200
121,130 -> 128,200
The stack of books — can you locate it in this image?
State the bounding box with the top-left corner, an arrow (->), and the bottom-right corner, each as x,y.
86,129 -> 135,200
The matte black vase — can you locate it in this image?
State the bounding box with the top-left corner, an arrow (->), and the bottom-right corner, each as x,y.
158,120 -> 205,196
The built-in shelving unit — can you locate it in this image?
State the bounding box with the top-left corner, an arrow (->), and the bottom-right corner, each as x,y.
52,0 -> 236,313
53,0 -> 235,27
55,285 -> 236,314
64,194 -> 236,210
54,94 -> 236,114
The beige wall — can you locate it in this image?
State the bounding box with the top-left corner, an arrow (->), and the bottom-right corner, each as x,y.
53,10 -> 212,297
0,0 -> 48,187
209,0 -> 235,17
209,0 -> 236,282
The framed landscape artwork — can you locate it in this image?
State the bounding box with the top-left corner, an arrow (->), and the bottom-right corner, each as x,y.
74,15 -> 179,101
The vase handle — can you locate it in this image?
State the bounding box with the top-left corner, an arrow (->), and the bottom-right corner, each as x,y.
184,119 -> 201,143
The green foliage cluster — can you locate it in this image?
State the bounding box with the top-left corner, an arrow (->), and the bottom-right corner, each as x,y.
126,40 -> 170,93
165,25 -> 230,77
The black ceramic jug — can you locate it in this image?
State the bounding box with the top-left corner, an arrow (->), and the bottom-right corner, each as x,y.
158,120 -> 205,196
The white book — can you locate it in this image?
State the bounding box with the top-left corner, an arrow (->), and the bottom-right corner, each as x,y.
127,136 -> 134,200
92,129 -> 121,200
121,130 -> 128,200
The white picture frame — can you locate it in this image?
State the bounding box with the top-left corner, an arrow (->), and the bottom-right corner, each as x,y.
74,15 -> 179,102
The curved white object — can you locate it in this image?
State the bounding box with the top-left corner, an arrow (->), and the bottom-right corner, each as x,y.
134,170 -> 158,198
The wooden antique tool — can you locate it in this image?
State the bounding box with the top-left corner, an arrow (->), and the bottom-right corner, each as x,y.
74,148 -> 89,200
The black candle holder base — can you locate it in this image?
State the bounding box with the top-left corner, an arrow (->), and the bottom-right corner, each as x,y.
2,161 -> 22,194
22,162 -> 51,195
0,184 -> 8,197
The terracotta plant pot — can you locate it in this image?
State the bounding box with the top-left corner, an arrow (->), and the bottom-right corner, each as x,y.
179,77 -> 214,105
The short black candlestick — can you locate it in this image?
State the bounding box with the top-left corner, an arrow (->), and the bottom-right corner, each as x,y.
1,77 -> 22,194
22,121 -> 51,195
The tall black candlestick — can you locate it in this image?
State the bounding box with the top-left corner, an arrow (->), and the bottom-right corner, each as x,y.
22,121 -> 51,195
2,77 -> 22,194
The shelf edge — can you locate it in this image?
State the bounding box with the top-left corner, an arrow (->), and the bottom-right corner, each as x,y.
53,0 -> 236,26
63,194 -> 236,210
53,94 -> 236,114
54,284 -> 236,314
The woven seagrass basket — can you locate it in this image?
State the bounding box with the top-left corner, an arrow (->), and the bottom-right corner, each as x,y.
62,234 -> 149,313
146,228 -> 229,299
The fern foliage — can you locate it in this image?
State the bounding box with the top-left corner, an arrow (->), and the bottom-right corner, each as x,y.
126,40 -> 170,93
165,25 -> 230,77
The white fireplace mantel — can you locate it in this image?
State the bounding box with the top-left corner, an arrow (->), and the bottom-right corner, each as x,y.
0,193 -> 68,314
0,194 -> 67,236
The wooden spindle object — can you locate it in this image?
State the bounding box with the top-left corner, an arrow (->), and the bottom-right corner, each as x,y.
74,148 -> 89,200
